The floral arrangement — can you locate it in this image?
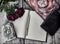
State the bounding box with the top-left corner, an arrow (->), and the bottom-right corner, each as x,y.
0,0 -> 25,21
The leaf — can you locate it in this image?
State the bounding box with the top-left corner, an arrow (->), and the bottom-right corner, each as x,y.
0,0 -> 16,14
2,0 -> 15,4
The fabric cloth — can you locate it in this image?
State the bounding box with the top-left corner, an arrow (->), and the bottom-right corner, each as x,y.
26,0 -> 59,19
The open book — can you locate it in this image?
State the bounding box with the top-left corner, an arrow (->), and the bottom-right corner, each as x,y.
13,10 -> 47,41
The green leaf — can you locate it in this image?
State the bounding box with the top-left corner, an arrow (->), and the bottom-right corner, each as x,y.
2,0 -> 16,4
0,0 -> 16,14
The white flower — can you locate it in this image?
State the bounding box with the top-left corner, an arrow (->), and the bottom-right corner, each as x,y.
8,1 -> 18,7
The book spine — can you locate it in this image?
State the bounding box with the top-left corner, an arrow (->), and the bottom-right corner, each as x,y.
24,10 -> 30,38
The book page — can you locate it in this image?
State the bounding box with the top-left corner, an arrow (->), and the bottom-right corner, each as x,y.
26,11 -> 47,41
13,10 -> 30,38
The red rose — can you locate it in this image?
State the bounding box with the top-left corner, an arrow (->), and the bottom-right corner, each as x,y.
15,8 -> 25,18
7,13 -> 16,21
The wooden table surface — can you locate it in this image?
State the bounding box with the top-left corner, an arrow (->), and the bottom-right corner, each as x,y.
4,28 -> 60,44
0,0 -> 60,44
